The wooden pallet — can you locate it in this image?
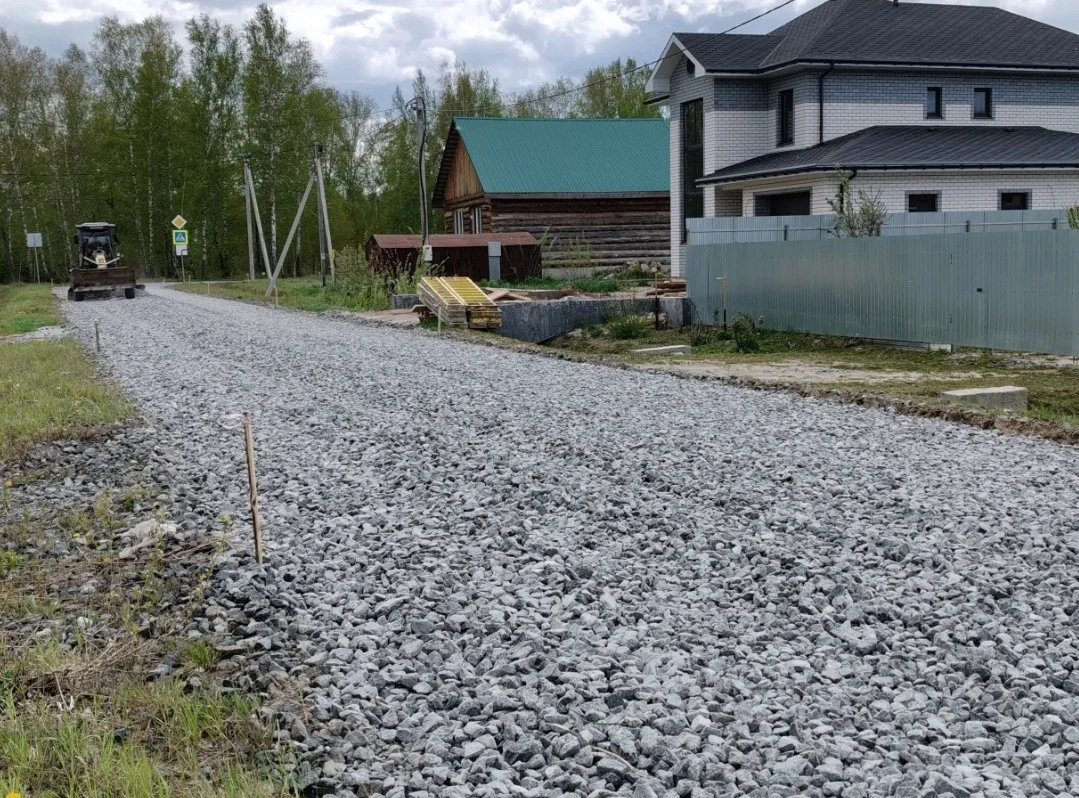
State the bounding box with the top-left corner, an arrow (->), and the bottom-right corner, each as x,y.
417,276 -> 503,329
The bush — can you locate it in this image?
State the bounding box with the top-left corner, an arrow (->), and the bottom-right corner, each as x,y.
731,313 -> 763,352
605,313 -> 651,340
686,323 -> 714,347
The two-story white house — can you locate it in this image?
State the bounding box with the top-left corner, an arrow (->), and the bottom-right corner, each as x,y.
647,0 -> 1079,274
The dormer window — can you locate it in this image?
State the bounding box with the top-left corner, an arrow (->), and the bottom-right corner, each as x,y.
778,89 -> 794,146
926,87 -> 943,119
974,88 -> 993,119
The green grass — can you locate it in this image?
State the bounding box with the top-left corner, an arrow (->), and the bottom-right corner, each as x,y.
855,371 -> 1079,426
175,277 -> 397,312
0,657 -> 287,798
0,283 -> 63,336
0,339 -> 133,462
482,276 -> 624,293
0,484 -> 289,797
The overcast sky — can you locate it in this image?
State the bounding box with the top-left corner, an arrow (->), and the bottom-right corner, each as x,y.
2,0 -> 1078,108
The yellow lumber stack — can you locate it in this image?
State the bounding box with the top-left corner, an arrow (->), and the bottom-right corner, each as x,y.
417,276 -> 503,329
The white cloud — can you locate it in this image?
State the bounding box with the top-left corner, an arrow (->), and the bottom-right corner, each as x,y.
3,0 -> 1079,105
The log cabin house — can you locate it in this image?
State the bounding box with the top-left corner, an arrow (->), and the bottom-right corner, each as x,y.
432,117 -> 671,270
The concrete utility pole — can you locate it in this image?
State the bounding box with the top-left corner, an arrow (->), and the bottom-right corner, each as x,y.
314,143 -> 335,287
266,170 -> 315,297
244,176 -> 256,280
408,96 -> 432,262
243,155 -> 272,278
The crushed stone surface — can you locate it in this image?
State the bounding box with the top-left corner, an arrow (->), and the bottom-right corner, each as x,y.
62,286 -> 1079,798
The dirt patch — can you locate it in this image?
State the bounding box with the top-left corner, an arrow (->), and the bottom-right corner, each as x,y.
354,309 -> 420,327
639,359 -> 984,385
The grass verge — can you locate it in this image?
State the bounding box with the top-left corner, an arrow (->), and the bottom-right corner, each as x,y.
0,339 -> 132,462
175,277 -> 396,313
0,284 -> 63,336
548,323 -> 1079,428
0,484 -> 289,797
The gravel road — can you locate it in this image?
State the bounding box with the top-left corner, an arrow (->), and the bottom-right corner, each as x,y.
65,287 -> 1079,798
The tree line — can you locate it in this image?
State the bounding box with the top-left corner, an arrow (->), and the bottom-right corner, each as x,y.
0,6 -> 659,282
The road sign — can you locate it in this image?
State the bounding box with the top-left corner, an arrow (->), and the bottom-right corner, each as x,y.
25,232 -> 42,248
172,215 -> 187,230
175,245 -> 188,257
172,230 -> 189,246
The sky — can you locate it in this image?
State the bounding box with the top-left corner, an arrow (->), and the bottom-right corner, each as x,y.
1,0 -> 1078,109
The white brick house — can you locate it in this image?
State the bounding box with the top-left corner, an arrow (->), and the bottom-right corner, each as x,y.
647,0 -> 1079,275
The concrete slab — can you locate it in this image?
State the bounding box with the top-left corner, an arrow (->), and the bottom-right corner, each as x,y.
939,386 -> 1028,411
634,345 -> 691,356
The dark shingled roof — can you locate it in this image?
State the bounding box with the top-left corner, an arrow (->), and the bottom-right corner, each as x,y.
699,126 -> 1079,185
677,0 -> 1079,73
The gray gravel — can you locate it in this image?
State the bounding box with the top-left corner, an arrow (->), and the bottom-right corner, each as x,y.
64,286 -> 1079,798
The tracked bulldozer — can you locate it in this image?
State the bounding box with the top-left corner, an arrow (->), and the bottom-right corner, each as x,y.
69,223 -> 137,301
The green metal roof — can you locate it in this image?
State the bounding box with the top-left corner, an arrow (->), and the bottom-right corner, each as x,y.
436,117 -> 670,200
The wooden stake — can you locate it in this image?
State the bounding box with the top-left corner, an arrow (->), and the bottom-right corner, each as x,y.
94,319 -> 100,353
242,411 -> 263,564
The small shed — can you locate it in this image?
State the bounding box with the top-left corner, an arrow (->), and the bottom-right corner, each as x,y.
433,117 -> 670,269
365,233 -> 541,282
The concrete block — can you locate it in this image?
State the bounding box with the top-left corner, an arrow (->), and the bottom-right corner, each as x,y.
939,386 -> 1028,411
391,293 -> 420,310
634,345 -> 691,356
497,297 -> 688,343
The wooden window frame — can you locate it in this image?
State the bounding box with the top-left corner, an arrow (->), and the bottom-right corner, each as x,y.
471,206 -> 483,234
453,209 -> 465,234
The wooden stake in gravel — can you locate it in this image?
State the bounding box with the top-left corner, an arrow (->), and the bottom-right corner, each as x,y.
242,411 -> 264,564
95,318 -> 101,352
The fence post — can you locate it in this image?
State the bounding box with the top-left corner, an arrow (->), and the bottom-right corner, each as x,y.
487,241 -> 502,282
1053,218 -> 1059,230
783,225 -> 789,242
965,219 -> 971,233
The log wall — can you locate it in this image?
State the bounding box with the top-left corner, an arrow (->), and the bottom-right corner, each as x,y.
488,197 -> 670,268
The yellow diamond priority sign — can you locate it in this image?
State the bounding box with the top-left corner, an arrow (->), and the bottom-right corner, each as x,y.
172,215 -> 187,230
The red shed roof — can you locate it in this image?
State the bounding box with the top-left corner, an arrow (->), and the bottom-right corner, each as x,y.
368,233 -> 538,250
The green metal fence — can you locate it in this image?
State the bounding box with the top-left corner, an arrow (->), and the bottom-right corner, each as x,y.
687,230 -> 1079,356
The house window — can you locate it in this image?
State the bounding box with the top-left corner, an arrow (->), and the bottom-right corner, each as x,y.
778,89 -> 794,146
453,209 -> 465,234
926,87 -> 943,119
974,88 -> 993,119
755,191 -> 811,217
471,206 -> 483,234
681,98 -> 704,240
1000,191 -> 1030,211
908,193 -> 939,213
